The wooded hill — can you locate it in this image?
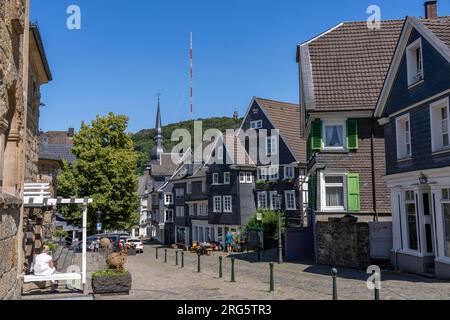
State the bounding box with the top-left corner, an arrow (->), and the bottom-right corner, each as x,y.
132,116 -> 242,173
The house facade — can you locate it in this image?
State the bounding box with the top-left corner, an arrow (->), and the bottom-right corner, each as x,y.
296,20 -> 403,223
375,6 -> 450,278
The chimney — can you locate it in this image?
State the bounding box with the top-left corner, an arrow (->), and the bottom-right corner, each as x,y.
68,127 -> 75,137
425,0 -> 438,20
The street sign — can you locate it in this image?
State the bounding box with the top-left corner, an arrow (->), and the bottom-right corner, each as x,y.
257,212 -> 262,221
96,222 -> 102,232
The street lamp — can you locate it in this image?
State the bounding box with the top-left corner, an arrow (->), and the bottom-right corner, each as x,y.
275,192 -> 283,264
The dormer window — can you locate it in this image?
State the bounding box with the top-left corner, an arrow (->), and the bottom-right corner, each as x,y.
407,38 -> 424,87
250,120 -> 263,129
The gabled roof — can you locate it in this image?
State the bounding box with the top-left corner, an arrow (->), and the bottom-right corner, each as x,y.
39,143 -> 76,163
252,97 -> 305,163
375,16 -> 450,117
297,20 -> 404,112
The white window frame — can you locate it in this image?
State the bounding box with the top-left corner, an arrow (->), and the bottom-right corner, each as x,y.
430,97 -> 450,153
213,196 -> 222,213
257,167 -> 267,181
320,172 -> 347,212
187,182 -> 192,194
164,193 -> 173,205
266,136 -> 278,156
406,38 -> 424,87
224,172 -> 231,184
284,165 -> 295,179
257,192 -> 268,209
245,172 -> 253,183
217,146 -> 224,161
441,188 -> 450,258
223,196 -> 232,213
396,114 -> 412,160
322,121 -> 346,150
269,191 -> 280,210
175,188 -> 184,198
403,190 -> 419,252
239,172 -> 246,183
176,206 -> 185,217
285,190 -> 296,210
269,166 -> 279,181
250,120 -> 263,129
164,209 -> 174,222
212,173 -> 220,185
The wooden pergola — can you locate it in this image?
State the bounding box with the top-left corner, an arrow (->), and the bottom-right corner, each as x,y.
22,183 -> 93,294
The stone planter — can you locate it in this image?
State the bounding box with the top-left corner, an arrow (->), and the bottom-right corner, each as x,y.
91,271 -> 132,295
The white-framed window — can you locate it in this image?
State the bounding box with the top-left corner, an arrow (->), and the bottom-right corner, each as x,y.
223,196 -> 232,213
224,172 -> 230,184
199,203 -> 208,216
239,172 -> 246,183
176,206 -> 185,217
266,136 -> 278,156
441,188 -> 450,257
257,167 -> 267,181
269,191 -> 280,210
245,172 -> 253,183
164,209 -> 174,222
213,196 -> 222,213
212,173 -> 219,185
257,192 -> 267,209
269,166 -> 279,181
430,98 -> 450,152
250,120 -> 263,129
406,38 -> 424,87
285,191 -> 296,210
187,182 -> 192,194
404,190 -> 418,251
322,174 -> 346,211
323,121 -> 345,150
396,114 -> 412,159
284,166 -> 295,179
175,188 -> 184,198
164,193 -> 173,205
188,204 -> 194,216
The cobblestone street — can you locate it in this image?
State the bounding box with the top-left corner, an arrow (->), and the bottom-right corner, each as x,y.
92,243 -> 450,300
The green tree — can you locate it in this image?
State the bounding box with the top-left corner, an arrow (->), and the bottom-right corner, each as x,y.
245,209 -> 285,240
57,113 -> 140,232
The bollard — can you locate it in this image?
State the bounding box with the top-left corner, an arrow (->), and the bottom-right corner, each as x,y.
269,262 -> 275,292
373,270 -> 381,300
231,258 -> 236,282
219,256 -> 223,278
164,249 -> 167,263
331,268 -> 338,300
181,251 -> 184,268
156,247 -> 159,260
197,252 -> 201,273
175,250 -> 179,266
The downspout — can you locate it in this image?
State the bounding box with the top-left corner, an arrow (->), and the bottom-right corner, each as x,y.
370,117 -> 378,222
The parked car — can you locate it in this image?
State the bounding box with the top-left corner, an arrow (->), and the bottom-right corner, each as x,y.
126,238 -> 144,253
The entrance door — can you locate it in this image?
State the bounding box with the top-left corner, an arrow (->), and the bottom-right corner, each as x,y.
421,192 -> 435,255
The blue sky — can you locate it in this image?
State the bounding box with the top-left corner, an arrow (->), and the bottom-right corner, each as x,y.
31,0 -> 450,133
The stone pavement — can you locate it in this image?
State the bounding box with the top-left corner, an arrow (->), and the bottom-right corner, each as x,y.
94,243 -> 450,300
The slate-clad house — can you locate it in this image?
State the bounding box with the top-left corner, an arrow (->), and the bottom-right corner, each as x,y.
296,19 -> 404,222
375,2 -> 450,279
240,98 -> 308,226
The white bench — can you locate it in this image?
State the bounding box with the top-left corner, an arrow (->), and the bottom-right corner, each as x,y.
23,273 -> 82,283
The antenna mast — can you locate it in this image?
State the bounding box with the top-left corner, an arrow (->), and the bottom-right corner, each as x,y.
190,31 -> 193,118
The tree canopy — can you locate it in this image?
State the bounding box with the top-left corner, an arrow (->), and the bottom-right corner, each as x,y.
57,113 -> 140,232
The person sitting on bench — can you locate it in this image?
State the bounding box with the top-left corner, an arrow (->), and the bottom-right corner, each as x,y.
34,245 -> 58,291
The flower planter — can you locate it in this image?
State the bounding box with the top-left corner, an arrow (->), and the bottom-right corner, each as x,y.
92,271 -> 132,295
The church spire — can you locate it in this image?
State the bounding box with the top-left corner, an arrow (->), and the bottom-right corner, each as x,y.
150,94 -> 165,161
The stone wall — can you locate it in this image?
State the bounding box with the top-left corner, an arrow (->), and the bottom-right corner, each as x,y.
316,216 -> 371,269
0,197 -> 22,300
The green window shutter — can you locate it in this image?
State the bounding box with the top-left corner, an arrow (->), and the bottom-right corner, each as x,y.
346,119 -> 359,150
311,120 -> 322,151
347,173 -> 361,212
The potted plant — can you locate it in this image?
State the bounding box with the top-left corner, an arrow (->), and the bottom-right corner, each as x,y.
91,251 -> 132,295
